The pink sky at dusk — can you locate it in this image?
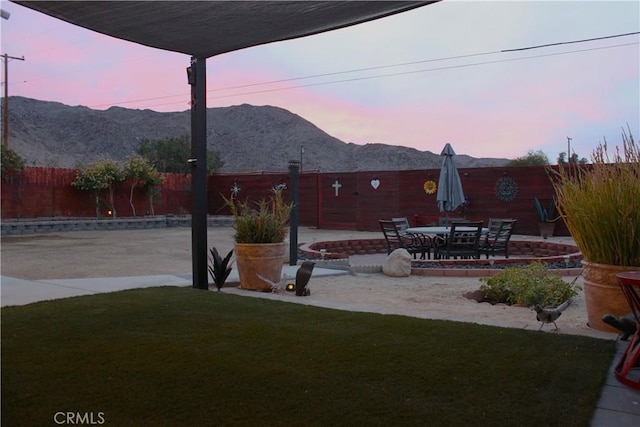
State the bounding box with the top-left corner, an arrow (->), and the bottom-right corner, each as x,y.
1,0 -> 638,161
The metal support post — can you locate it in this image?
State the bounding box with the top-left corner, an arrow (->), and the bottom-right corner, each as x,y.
188,57 -> 208,289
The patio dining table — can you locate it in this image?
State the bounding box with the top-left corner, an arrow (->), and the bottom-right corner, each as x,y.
406,226 -> 489,235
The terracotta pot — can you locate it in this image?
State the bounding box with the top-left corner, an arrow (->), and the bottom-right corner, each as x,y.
537,222 -> 555,239
582,261 -> 640,332
235,242 -> 286,292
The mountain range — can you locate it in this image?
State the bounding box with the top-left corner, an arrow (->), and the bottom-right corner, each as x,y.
6,96 -> 509,172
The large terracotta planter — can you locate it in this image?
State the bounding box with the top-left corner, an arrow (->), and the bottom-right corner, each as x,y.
235,242 -> 286,292
582,261 -> 640,332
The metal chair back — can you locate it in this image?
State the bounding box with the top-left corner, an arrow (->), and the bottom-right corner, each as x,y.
379,219 -> 431,259
435,221 -> 483,259
481,219 -> 517,258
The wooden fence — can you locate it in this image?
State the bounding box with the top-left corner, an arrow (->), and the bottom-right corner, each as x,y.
1,165 -> 569,236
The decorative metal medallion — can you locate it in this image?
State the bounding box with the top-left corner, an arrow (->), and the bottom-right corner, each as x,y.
494,176 -> 519,202
231,180 -> 241,198
423,180 -> 437,195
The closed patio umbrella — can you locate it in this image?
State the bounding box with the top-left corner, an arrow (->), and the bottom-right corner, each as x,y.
436,143 -> 465,217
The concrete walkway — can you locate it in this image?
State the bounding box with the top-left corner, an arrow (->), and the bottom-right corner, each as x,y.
0,264 -> 348,307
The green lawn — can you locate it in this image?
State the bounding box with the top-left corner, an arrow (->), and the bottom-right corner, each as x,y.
2,287 -> 615,426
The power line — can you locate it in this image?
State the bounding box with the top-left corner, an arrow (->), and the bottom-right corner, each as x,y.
209,31 -> 639,95
136,41 -> 637,110
204,42 -> 638,101
88,31 -> 639,110
87,50 -> 503,109
501,31 -> 639,52
210,51 -> 503,91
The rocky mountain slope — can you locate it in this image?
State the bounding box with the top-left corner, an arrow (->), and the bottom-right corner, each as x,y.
6,96 -> 509,172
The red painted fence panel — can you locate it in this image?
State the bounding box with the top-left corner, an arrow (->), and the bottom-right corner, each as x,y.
1,165 -> 570,236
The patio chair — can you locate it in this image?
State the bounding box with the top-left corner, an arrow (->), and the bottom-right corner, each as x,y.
433,221 -> 483,260
379,219 -> 432,260
479,219 -> 517,259
392,217 -> 412,235
393,217 -> 433,259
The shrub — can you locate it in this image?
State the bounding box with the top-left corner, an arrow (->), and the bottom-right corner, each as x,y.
479,262 -> 580,307
72,160 -> 124,218
124,156 -> 164,217
1,144 -> 25,182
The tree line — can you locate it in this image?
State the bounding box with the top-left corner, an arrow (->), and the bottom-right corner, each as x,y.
507,150 -> 588,167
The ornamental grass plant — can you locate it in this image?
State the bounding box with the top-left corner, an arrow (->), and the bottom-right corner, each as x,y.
224,189 -> 293,243
550,127 -> 640,266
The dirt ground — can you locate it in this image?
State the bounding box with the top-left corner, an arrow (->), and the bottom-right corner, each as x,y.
0,227 -> 616,340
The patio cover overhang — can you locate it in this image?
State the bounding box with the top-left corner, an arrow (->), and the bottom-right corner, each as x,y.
13,1 -> 436,58
12,0 -> 439,289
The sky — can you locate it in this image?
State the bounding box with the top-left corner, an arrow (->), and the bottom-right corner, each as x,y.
1,0 -> 638,161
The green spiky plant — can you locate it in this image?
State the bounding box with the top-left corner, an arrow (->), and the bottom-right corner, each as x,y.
208,247 -> 234,291
550,126 -> 640,266
224,189 -> 293,244
532,197 -> 558,222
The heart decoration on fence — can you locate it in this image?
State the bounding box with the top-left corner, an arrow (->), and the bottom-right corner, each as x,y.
370,179 -> 380,189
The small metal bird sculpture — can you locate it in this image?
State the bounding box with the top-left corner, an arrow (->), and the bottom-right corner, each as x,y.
295,261 -> 315,296
256,273 -> 284,292
534,300 -> 570,330
256,261 -> 315,295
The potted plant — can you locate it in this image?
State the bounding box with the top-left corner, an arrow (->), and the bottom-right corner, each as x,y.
224,189 -> 293,292
532,197 -> 559,238
550,127 -> 640,332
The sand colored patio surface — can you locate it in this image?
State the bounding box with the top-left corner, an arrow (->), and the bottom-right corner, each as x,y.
0,226 -> 616,339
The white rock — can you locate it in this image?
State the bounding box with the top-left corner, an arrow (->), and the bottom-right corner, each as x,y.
382,249 -> 412,277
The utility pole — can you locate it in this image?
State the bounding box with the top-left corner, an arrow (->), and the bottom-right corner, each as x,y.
2,53 -> 25,146
566,136 -> 572,161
